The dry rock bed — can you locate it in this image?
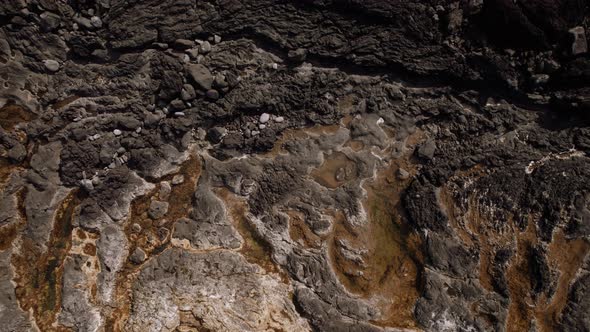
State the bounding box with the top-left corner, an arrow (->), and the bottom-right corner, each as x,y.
1,1 -> 590,331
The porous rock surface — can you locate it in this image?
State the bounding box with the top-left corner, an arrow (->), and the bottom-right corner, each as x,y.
0,1 -> 589,331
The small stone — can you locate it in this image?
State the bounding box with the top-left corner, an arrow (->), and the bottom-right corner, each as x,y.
159,181 -> 171,200
274,116 -> 284,123
113,129 -> 122,136
169,99 -> 185,111
213,74 -> 228,88
188,64 -> 213,90
251,130 -> 260,136
206,89 -> 219,100
259,124 -> 266,129
569,26 -> 588,55
259,113 -> 270,123
91,176 -> 100,186
90,16 -> 102,28
207,127 -> 227,144
74,16 -> 93,29
185,49 -> 198,60
157,227 -> 170,241
196,128 -> 207,140
11,16 -> 27,26
213,35 -> 222,44
92,50 -> 109,61
148,200 -> 169,220
199,41 -> 212,54
181,84 -> 196,101
152,43 -> 168,49
129,247 -> 146,264
174,112 -> 185,117
39,12 -> 61,31
397,168 -> 410,180
43,59 -> 60,72
417,140 -> 436,160
117,116 -> 141,130
80,179 -> 94,191
287,48 -> 307,62
131,223 -> 142,233
174,39 -> 195,49
172,175 -> 184,185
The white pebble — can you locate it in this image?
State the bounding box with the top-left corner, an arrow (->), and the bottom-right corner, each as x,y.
43,59 -> 60,72
259,124 -> 266,129
259,113 -> 270,123
90,16 -> 102,28
274,116 -> 284,123
113,129 -> 122,136
199,41 -> 211,54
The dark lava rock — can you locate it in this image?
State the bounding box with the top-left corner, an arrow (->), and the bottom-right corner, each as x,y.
2,1 -> 590,331
187,63 -> 213,90
207,127 -> 227,144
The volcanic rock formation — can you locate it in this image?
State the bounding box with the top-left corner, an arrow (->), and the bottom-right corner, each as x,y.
0,0 -> 589,331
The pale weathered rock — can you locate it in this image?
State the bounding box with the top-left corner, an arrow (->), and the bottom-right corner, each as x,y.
171,174 -> 184,185
259,113 -> 270,123
159,181 -> 171,200
125,249 -> 310,332
148,200 -> 169,220
43,59 -> 60,72
199,40 -> 212,54
90,16 -> 102,28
